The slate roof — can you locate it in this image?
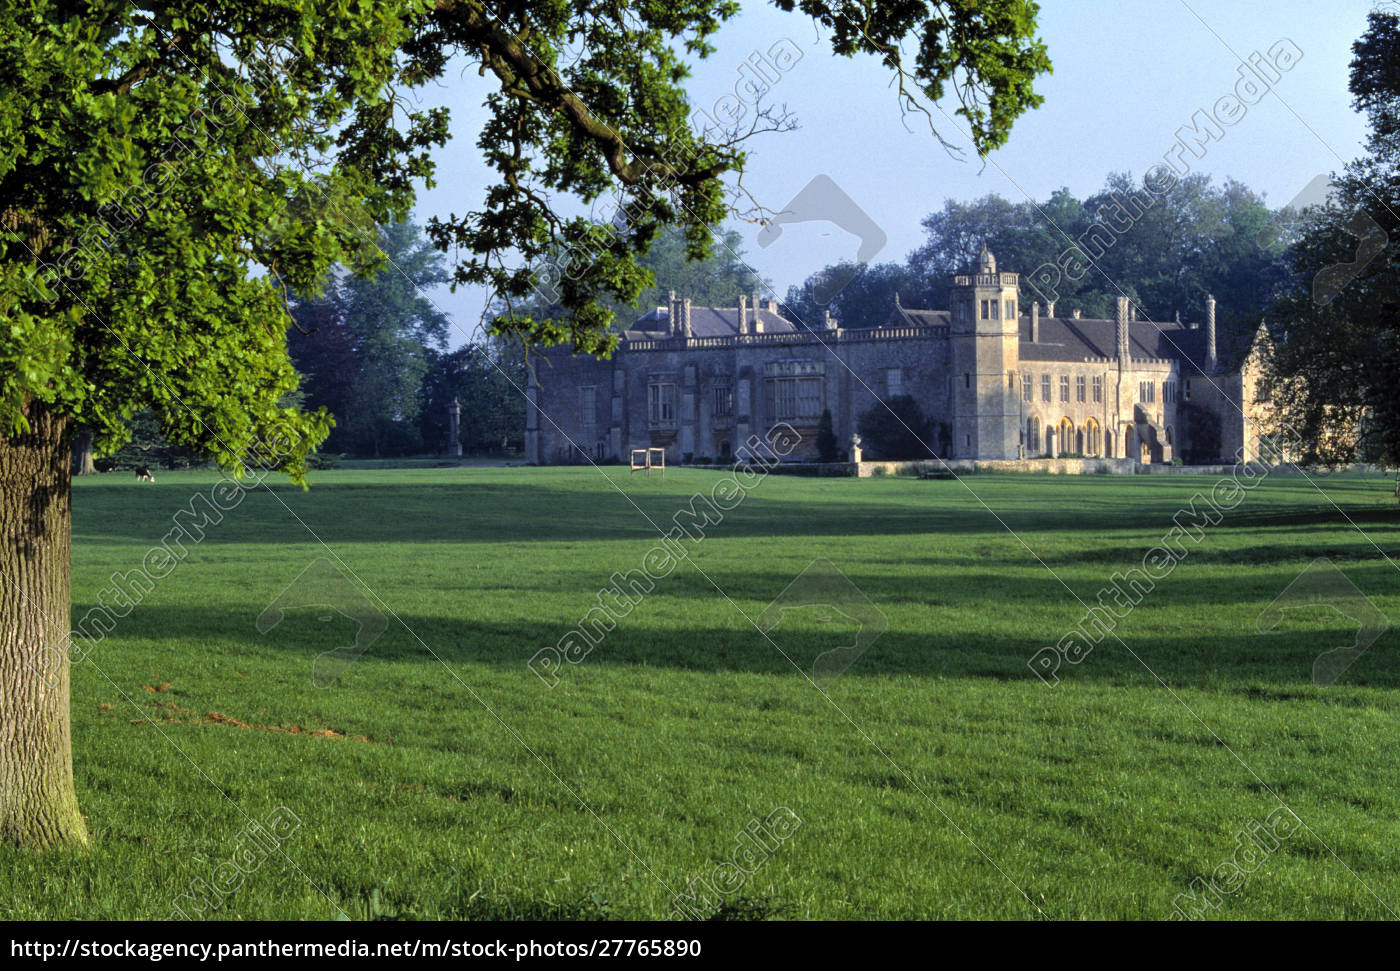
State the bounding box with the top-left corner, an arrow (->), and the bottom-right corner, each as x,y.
886,307 -> 951,328
1018,315 -> 1210,369
625,300 -> 1256,375
625,305 -> 798,340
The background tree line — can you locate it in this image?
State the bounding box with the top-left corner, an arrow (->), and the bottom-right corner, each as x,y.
782,172 -> 1300,362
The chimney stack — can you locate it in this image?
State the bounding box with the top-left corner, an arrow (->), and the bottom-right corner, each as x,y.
1030,301 -> 1039,342
1205,293 -> 1217,372
1115,295 -> 1130,365
738,294 -> 749,335
682,298 -> 692,338
668,289 -> 678,336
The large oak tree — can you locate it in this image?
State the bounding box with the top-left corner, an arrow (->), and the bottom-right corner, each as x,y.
0,0 -> 1050,847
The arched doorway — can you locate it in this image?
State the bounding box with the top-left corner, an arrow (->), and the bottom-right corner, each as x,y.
1060,418 -> 1075,456
1085,418 -> 1101,456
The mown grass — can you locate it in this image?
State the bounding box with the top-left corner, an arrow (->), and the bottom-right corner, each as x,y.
3,466 -> 1399,919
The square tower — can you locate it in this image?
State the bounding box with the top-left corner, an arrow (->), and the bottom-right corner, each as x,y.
949,247 -> 1021,459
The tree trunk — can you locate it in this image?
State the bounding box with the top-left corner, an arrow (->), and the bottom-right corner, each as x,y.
71,425 -> 96,476
0,403 -> 87,848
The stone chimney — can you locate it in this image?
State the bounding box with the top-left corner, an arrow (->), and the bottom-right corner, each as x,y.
1205,293 -> 1217,372
667,289 -> 678,336
1115,295 -> 1130,365
1047,300 -> 1056,317
1030,301 -> 1039,342
682,298 -> 692,338
764,297 -> 778,313
751,290 -> 762,333
738,294 -> 749,335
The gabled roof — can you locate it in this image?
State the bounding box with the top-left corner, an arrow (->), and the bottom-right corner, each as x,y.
885,306 -> 951,328
625,305 -> 797,340
1019,315 -> 1210,369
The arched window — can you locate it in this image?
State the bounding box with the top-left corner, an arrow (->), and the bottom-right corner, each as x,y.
1027,416 -> 1041,454
1165,425 -> 1175,446
1085,418 -> 1101,455
1060,418 -> 1075,454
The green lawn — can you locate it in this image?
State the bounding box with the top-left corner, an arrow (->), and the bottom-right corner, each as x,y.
5,466 -> 1399,919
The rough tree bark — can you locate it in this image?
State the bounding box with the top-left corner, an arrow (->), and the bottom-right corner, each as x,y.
0,403 -> 87,848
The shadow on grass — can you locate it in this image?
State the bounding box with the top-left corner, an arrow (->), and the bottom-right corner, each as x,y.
71,476 -> 1400,547
80,583 -> 1400,691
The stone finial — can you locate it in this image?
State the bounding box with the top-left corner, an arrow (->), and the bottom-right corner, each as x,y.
850,432 -> 863,464
978,245 -> 996,274
1047,300 -> 1056,317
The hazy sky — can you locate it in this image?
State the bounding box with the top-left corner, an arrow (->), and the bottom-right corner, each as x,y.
409,1 -> 1378,345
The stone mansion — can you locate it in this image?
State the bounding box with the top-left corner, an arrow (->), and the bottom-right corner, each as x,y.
524,249 -> 1265,466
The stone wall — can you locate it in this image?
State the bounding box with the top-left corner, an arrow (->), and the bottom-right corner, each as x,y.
856,457 -> 1138,477
527,327 -> 958,465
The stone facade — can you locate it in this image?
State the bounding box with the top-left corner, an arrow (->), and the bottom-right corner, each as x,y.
526,250 -> 1264,466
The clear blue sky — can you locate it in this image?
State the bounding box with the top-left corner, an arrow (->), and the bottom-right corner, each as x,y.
409,1 -> 1376,345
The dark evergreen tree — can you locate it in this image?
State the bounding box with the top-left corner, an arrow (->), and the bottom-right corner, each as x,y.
1263,9 -> 1400,483
857,396 -> 939,460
